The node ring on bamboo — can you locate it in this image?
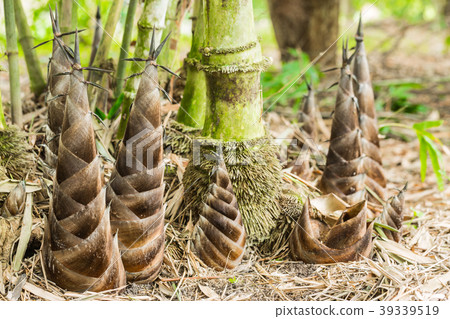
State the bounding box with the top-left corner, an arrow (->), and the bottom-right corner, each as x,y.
199,40 -> 258,57
185,56 -> 272,74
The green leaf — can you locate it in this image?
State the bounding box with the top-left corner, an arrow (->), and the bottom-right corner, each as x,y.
373,221 -> 400,232
418,135 -> 427,182
95,107 -> 106,121
413,120 -> 443,131
375,225 -> 388,240
107,93 -> 124,120
422,135 -> 447,191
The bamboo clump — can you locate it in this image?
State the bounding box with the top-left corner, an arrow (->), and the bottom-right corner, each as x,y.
106,32 -> 168,283
43,32 -> 126,292
193,158 -> 246,270
290,198 -> 374,263
14,0 -> 46,97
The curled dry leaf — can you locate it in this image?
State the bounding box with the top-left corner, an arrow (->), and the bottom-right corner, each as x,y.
107,41 -> 165,283
43,32 -> 126,292
1,181 -> 26,217
290,198 -> 374,264
193,159 -> 246,270
45,6 -> 73,166
379,184 -> 407,242
309,193 -> 348,225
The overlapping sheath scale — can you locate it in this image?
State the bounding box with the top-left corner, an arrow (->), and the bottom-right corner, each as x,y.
43,33 -> 126,292
107,62 -> 165,283
193,160 -> 246,270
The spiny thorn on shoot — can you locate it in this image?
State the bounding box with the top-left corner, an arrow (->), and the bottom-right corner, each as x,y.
153,31 -> 171,60
74,28 -> 81,65
96,5 -> 101,20
357,13 -> 364,40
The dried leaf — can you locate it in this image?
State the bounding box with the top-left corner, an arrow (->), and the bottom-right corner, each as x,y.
198,284 -> 220,300
374,239 -> 434,264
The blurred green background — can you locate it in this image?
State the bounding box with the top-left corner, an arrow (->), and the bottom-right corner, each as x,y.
0,0 -> 445,67
0,0 -> 449,111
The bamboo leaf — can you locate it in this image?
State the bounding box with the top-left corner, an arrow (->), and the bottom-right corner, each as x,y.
418,135 -> 427,182
12,193 -> 33,272
95,107 -> 106,120
375,225 -> 388,240
423,135 -> 446,191
107,93 -> 124,120
412,120 -> 443,131
374,221 -> 400,233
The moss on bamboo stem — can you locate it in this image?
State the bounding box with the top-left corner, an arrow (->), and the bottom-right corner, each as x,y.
3,0 -> 22,126
200,0 -> 269,141
14,0 -> 46,97
115,0 -> 139,98
117,0 -> 170,139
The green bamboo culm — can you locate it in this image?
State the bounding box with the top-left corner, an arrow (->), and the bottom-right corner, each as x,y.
176,0 -> 206,128
182,0 -> 283,247
58,0 -> 78,45
114,0 -> 139,98
3,0 -> 22,126
14,0 -> 46,97
158,0 -> 190,89
89,0 -> 125,108
0,89 -> 7,129
200,0 -> 270,140
117,0 -> 170,140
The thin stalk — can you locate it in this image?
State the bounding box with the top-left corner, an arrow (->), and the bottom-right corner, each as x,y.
88,0 -> 125,108
0,89 -> 6,129
114,0 -> 139,98
88,6 -> 102,68
201,0 -> 268,140
159,0 -> 191,88
14,0 -> 46,97
117,0 -> 170,139
3,0 -> 22,126
177,0 -> 206,128
378,123 -> 412,130
59,0 -> 77,45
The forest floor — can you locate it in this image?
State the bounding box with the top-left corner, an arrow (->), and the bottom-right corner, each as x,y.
0,19 -> 449,301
